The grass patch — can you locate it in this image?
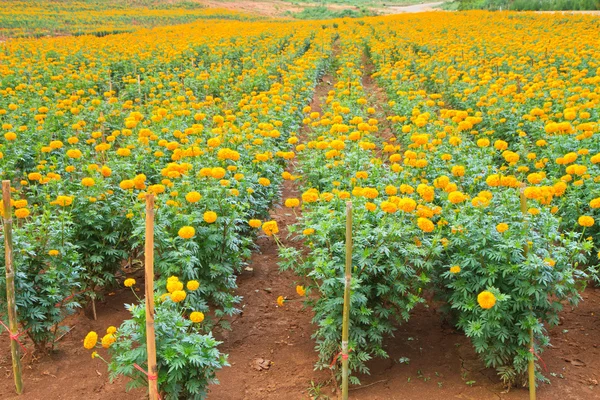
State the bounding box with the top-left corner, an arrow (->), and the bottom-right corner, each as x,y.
288,5 -> 376,19
451,0 -> 600,10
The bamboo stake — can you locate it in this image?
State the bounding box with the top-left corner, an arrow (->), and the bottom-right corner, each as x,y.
520,187 -> 535,400
144,193 -> 159,400
529,328 -> 536,400
341,201 -> 352,400
2,180 -> 23,395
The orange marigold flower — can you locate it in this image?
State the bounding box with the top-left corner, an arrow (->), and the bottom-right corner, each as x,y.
204,211 -> 217,223
417,217 -> 434,233
277,296 -> 285,307
190,311 -> 205,323
83,331 -> 98,350
170,290 -> 187,303
178,226 -> 195,239
185,191 -> 201,203
477,291 -> 496,309
15,208 -> 30,219
81,177 -> 95,187
578,216 -> 594,227
285,198 -> 300,208
262,220 -> 279,236
450,265 -> 461,274
496,223 -> 509,233
296,285 -> 306,296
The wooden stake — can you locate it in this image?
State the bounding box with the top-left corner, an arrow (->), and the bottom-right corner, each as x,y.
529,328 -> 536,400
144,193 -> 159,400
520,187 -> 535,400
341,201 -> 352,400
2,180 -> 23,395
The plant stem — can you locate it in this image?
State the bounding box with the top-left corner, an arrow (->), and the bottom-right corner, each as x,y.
341,201 -> 352,400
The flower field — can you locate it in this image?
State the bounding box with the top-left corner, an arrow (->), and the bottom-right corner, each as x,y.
1,5 -> 600,400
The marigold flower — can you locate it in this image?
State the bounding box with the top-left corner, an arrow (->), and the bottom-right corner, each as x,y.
448,191 -> 466,204
83,331 -> 98,349
276,295 -> 285,307
15,208 -> 30,218
101,334 -> 116,349
249,219 -> 262,228
449,265 -> 461,274
53,195 -> 73,207
578,216 -> 594,227
477,291 -> 496,309
204,211 -> 217,223
190,311 -> 205,323
258,177 -> 271,186
496,223 -> 509,233
380,201 -> 397,213
14,199 -> 28,209
170,290 -> 187,303
296,285 -> 306,296
167,280 -> 184,293
48,249 -> 59,256
106,326 -> 117,334
178,226 -> 195,239
91,351 -> 98,359
124,278 -> 136,287
303,228 -> 315,236
417,217 -> 434,233
81,177 -> 95,187
185,191 -> 201,203
186,280 -> 200,291
285,198 -> 300,208
262,220 -> 279,236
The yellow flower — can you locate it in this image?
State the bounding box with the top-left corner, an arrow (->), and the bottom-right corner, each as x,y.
249,219 -> 262,228
53,195 -> 73,207
185,191 -> 201,203
477,291 -> 496,309
48,249 -> 59,256
178,226 -> 195,239
15,208 -> 30,219
296,285 -> 306,296
170,290 -> 187,303
124,278 -> 136,287
14,199 -> 28,209
101,334 -> 116,349
417,217 -> 434,233
303,228 -> 315,236
83,331 -> 98,349
79,177 -> 95,188
262,220 -> 279,236
203,211 -> 217,223
258,177 -> 271,186
106,326 -> 117,334
91,351 -> 98,359
496,223 -> 508,233
186,280 -> 200,291
167,280 -> 184,293
578,216 -> 594,227
285,198 -> 300,208
380,201 -> 397,213
190,311 -> 205,323
447,191 -> 466,204
449,265 -> 461,274
276,295 -> 285,307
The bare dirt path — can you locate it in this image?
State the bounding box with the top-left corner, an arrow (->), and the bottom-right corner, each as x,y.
207,68 -> 337,400
381,2 -> 444,14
